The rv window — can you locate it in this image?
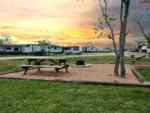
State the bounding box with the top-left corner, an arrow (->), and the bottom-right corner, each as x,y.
6,47 -> 11,50
14,47 -> 19,51
74,48 -> 79,50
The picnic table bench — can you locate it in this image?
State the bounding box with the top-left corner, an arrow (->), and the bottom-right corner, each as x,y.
131,55 -> 147,65
20,57 -> 69,76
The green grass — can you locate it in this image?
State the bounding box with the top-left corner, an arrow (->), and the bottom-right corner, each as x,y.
0,55 -> 149,73
138,69 -> 150,82
66,55 -> 150,65
0,79 -> 150,113
67,56 -> 116,64
0,59 -> 25,73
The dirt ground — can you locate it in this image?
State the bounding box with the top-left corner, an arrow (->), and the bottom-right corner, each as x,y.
0,64 -> 141,84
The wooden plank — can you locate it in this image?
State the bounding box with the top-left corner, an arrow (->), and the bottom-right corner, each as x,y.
26,57 -> 66,60
20,65 -> 64,68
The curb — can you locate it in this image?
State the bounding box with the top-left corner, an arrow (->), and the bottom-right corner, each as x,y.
0,77 -> 150,88
131,66 -> 145,83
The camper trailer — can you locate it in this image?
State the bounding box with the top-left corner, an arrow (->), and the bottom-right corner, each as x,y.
21,44 -> 42,54
0,45 -> 4,54
64,46 -> 82,55
2,45 -> 21,54
46,45 -> 63,53
21,44 -> 33,54
82,45 -> 98,53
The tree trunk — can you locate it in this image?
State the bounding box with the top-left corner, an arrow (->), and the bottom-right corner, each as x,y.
114,0 -> 130,77
119,33 -> 126,77
98,0 -> 130,77
114,54 -> 120,76
118,0 -> 130,77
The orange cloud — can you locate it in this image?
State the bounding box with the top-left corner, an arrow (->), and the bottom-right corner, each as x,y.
0,0 -> 99,45
0,0 -> 136,47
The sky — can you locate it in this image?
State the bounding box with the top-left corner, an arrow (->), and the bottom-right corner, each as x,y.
0,0 -> 149,47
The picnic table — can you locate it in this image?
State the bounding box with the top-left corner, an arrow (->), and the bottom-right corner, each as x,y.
20,57 -> 69,76
131,55 -> 147,65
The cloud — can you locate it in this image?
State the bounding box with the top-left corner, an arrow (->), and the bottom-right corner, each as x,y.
0,0 -> 149,47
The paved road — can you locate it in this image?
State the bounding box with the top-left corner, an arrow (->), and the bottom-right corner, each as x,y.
0,52 -> 147,60
0,53 -> 115,60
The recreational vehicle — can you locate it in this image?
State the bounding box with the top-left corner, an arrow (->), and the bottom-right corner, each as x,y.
63,46 -> 82,55
0,45 -> 4,53
21,44 -> 42,54
46,45 -> 63,53
2,44 -> 21,54
82,45 -> 98,53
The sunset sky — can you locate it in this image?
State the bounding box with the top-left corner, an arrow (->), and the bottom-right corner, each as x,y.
0,0 -> 149,47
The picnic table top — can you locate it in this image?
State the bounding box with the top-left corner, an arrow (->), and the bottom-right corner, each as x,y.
25,56 -> 66,60
0,56 -> 66,60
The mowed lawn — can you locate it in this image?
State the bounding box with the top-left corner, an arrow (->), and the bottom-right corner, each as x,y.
0,55 -> 150,113
0,79 -> 150,113
0,59 -> 24,73
138,69 -> 150,82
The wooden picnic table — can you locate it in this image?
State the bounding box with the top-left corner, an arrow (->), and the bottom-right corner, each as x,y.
20,57 -> 69,76
131,55 -> 147,65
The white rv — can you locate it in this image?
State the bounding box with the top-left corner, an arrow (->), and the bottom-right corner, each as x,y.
21,44 -> 42,54
21,44 -> 33,54
46,45 -> 63,53
3,45 -> 21,53
82,45 -> 98,53
0,45 -> 4,53
64,46 -> 82,55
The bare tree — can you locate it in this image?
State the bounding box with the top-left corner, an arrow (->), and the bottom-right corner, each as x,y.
0,39 -> 3,44
133,18 -> 150,46
0,35 -> 11,44
96,0 -> 130,77
76,0 -> 130,76
37,39 -> 51,45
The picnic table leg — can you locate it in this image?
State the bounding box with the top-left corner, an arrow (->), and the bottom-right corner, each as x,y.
23,67 -> 28,75
59,59 -> 66,65
37,68 -> 41,71
131,55 -> 135,65
65,66 -> 68,72
55,68 -> 59,76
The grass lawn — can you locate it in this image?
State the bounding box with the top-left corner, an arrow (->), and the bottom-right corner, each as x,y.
0,60 -> 24,73
0,79 -> 150,113
138,69 -> 150,82
0,59 -> 25,73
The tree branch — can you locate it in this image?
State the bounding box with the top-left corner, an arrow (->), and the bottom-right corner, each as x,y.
99,0 -> 118,56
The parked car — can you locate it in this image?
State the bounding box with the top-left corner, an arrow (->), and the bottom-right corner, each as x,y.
140,45 -> 147,52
